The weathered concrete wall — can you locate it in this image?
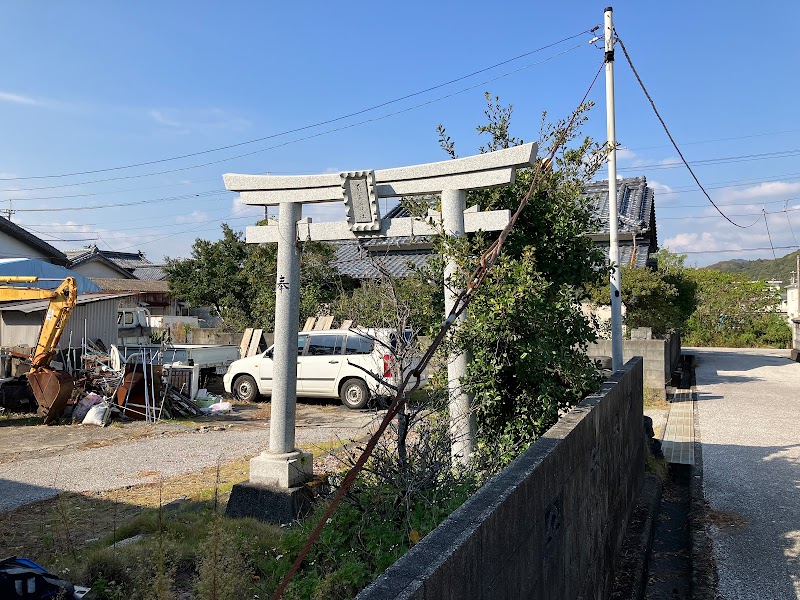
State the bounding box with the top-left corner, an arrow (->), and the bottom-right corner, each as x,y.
588,336 -> 679,394
358,358 -> 644,600
187,328 -> 245,346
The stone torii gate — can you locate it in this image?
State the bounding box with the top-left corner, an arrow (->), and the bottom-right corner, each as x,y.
223,143 -> 537,518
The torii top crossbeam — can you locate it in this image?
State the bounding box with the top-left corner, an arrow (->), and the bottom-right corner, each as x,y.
224,142 -> 537,205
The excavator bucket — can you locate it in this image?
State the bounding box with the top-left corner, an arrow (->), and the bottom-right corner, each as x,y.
28,369 -> 75,424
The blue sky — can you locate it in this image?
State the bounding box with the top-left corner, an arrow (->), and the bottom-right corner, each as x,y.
1,1 -> 798,267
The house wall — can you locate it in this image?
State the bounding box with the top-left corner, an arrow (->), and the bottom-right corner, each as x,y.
71,262 -> 130,279
0,236 -> 54,263
0,297 -> 120,350
358,358 -> 645,600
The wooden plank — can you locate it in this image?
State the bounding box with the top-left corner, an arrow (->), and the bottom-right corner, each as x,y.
340,319 -> 353,330
247,329 -> 263,357
302,317 -> 316,332
313,316 -> 334,330
239,328 -> 253,358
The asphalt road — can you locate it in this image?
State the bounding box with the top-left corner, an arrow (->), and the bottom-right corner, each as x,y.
692,347 -> 800,599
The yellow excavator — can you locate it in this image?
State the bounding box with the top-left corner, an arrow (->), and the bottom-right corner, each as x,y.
0,276 -> 78,423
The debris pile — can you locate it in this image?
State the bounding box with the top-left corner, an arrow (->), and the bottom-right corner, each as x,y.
56,342 -> 228,425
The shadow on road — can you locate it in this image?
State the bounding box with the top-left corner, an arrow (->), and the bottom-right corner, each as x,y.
699,440 -> 800,599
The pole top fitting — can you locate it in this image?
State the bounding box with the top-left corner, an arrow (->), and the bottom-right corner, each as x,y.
605,6 -> 613,12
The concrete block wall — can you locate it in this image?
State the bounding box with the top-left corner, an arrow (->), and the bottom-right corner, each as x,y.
358,358 -> 644,600
588,337 -> 677,393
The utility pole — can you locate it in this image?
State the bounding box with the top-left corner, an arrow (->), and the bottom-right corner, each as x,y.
605,6 -> 624,371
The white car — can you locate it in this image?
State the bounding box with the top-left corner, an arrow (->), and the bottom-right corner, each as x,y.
223,328 -> 424,409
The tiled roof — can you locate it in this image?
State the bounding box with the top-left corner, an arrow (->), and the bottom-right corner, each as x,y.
581,177 -> 655,237
0,218 -> 67,265
332,243 -> 433,278
130,266 -> 167,281
330,177 -> 658,279
331,176 -> 658,279
90,278 -> 169,292
66,245 -> 166,280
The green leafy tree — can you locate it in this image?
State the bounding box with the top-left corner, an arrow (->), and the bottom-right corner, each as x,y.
165,224 -> 352,331
165,224 -> 254,329
437,98 -> 609,458
683,269 -> 790,347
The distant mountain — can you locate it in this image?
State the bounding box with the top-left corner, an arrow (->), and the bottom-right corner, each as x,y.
705,250 -> 800,284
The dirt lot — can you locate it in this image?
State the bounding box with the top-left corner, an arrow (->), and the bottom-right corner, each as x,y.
0,395 -> 379,564
0,399 -> 373,462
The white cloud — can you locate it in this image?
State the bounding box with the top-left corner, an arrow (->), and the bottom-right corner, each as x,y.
148,108 -> 251,135
175,211 -> 210,224
663,231 -> 724,253
616,148 -> 636,161
0,91 -> 48,107
231,195 -> 264,220
632,156 -> 678,168
649,179 -> 673,195
720,181 -> 800,202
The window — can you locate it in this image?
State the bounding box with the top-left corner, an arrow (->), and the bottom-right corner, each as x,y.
298,335 -> 307,353
306,334 -> 343,356
345,334 -> 373,355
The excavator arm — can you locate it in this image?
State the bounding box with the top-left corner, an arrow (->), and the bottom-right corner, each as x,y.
0,276 -> 78,423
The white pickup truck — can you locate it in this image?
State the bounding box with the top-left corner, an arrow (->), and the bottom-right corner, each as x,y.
116,344 -> 240,375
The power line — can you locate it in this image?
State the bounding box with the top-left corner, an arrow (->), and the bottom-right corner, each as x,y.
655,171 -> 800,196
660,204 -> 800,220
658,197 -> 796,210
0,176 -> 221,195
617,148 -> 800,172
763,209 -> 777,259
615,33 -> 760,229
784,199 -> 799,247
681,246 -> 800,255
9,190 -> 232,212
0,28 -> 597,183
628,128 -> 800,152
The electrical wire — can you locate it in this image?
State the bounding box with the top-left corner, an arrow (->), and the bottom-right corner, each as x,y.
615,33 -> 760,229
9,190 -> 232,212
681,245 -> 800,255
785,200 -> 799,247
763,209 -> 777,259
659,204 -> 800,220
0,28 -> 598,182
657,197 -> 795,210
628,127 -> 800,152
616,148 -> 800,172
655,171 -> 800,196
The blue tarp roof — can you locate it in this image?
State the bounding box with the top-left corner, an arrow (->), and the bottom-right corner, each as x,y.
0,258 -> 101,294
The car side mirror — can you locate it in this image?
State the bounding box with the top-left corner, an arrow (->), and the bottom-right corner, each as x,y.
265,349 -> 273,359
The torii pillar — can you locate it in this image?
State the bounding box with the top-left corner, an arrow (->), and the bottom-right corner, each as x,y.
224,144 -> 537,516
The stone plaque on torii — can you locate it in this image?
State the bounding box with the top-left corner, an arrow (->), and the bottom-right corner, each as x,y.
223,143 -> 537,518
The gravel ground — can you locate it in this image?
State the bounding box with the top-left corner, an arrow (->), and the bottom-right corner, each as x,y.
0,409 -> 379,512
692,347 -> 800,599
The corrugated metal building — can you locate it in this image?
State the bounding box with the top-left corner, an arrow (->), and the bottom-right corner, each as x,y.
0,292 -> 132,350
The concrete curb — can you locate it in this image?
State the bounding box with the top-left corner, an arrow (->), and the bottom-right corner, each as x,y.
609,472 -> 663,600
690,389 -> 719,599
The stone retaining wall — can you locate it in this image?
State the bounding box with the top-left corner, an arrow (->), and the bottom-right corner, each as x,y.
358,357 -> 644,600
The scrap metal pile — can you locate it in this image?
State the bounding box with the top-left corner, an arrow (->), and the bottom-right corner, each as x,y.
50,341 -> 216,425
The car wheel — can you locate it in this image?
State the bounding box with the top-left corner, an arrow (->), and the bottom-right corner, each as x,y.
340,378 -> 369,410
234,375 -> 259,403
